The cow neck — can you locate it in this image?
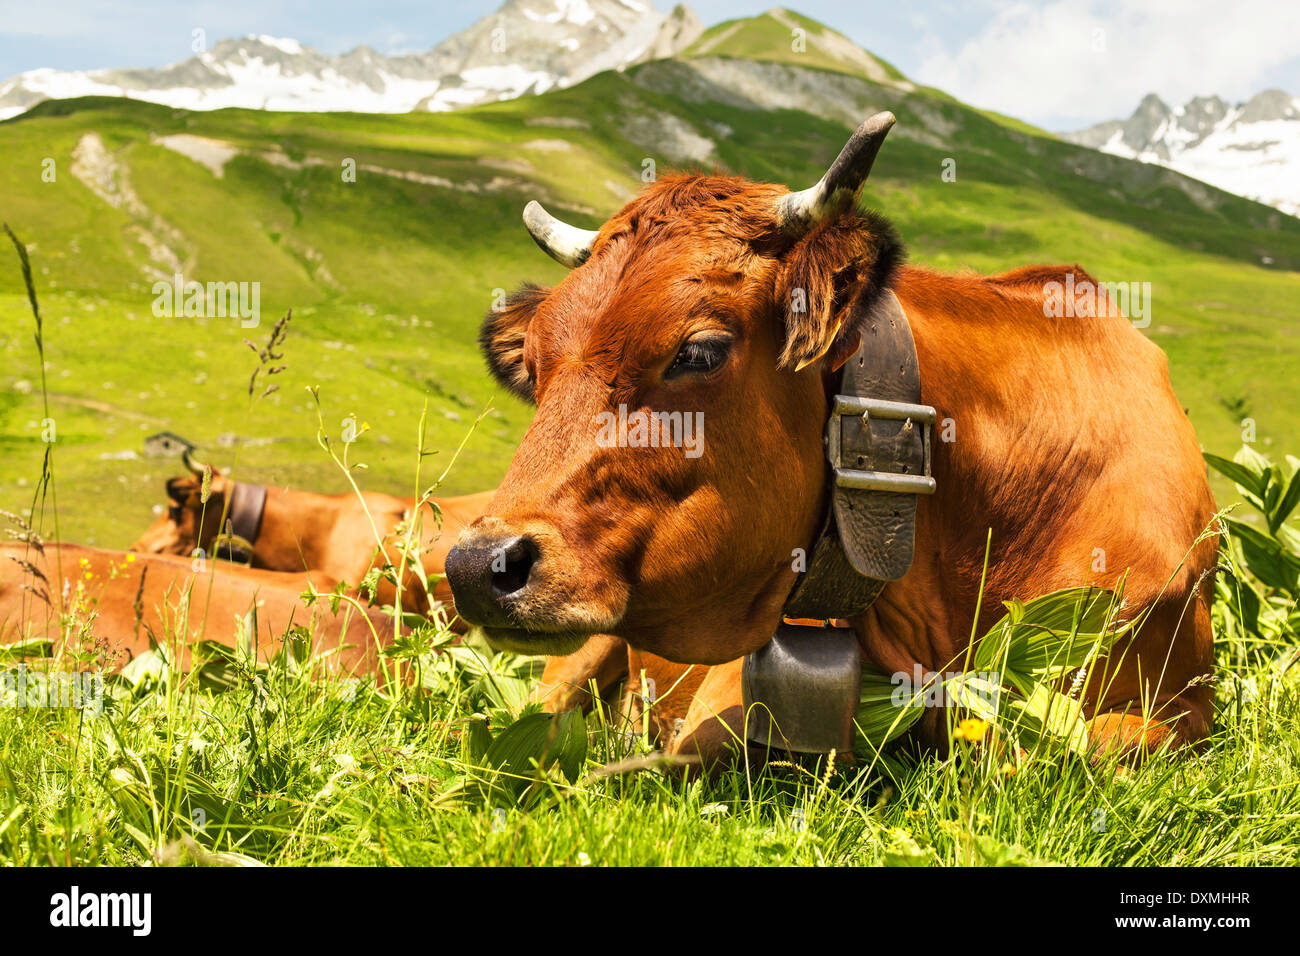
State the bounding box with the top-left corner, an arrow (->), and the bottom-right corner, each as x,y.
780,289 -> 937,622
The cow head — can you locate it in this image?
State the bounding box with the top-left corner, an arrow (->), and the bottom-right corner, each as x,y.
446,113 -> 903,664
131,451 -> 231,557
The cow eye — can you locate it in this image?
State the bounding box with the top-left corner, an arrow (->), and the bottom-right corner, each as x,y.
665,335 -> 731,379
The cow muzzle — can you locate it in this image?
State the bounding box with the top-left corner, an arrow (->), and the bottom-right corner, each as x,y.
444,534 -> 539,626
445,518 -> 625,655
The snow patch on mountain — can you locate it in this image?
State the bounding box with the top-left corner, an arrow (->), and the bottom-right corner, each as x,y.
0,0 -> 703,120
1066,90 -> 1300,217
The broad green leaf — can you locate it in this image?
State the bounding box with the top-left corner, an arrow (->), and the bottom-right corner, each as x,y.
1278,523 -> 1300,555
973,586 -> 1122,684
1264,465 -> 1284,515
1225,517 -> 1300,593
236,606 -> 258,665
118,648 -> 169,691
474,673 -> 534,714
945,673 -> 1002,724
462,715 -> 492,764
854,667 -> 924,756
1205,451 -> 1267,505
1234,443 -> 1273,477
483,712 -> 558,778
553,708 -> 588,784
0,636 -> 54,662
1272,467 -> 1300,531
971,835 -> 1057,867
1006,684 -> 1089,754
882,831 -> 938,867
1217,568 -> 1263,633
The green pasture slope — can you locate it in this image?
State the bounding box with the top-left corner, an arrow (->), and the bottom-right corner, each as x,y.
1,9 -> 1299,544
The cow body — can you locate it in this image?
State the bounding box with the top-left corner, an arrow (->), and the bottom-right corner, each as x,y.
445,112 -> 1217,761
0,542 -> 396,673
638,265 -> 1218,759
855,264 -> 1217,751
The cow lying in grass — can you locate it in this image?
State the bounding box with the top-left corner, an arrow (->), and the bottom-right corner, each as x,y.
131,456 -> 491,619
446,111 -> 1219,764
132,466 -> 629,713
0,541 -> 394,674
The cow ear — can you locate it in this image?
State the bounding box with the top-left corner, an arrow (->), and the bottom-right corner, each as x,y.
176,473 -> 225,509
774,210 -> 903,371
479,283 -> 549,403
165,476 -> 195,504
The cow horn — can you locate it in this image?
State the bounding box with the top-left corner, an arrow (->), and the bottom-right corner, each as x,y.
181,448 -> 210,477
522,200 -> 598,268
776,111 -> 896,233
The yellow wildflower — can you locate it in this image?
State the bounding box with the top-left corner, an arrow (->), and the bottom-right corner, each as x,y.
953,718 -> 989,742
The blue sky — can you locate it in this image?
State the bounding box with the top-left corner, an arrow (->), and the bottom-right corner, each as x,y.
1,0 -> 1298,129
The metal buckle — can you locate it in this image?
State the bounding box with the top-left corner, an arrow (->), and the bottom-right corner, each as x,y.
826,395 -> 937,495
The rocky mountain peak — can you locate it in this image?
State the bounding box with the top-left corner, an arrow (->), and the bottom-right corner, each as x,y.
1238,88 -> 1300,124
1065,88 -> 1300,217
0,0 -> 701,119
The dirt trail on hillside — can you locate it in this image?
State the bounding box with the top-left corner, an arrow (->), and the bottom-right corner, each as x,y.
151,134 -> 240,178
70,132 -> 195,280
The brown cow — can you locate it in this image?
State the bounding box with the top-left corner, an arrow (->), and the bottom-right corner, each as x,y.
131,459 -> 490,617
0,542 -> 396,674
132,468 -> 629,712
446,111 -> 1218,762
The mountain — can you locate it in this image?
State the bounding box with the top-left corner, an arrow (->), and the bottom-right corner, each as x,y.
0,0 -> 704,120
683,7 -> 909,85
1066,90 -> 1300,217
1,10 -> 1298,546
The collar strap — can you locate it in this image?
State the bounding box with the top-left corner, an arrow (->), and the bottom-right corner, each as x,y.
747,291 -> 937,754
782,289 -> 935,620
783,616 -> 851,629
215,482 -> 267,563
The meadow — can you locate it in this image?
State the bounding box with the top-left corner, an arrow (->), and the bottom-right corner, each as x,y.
2,515 -> 1297,867
3,24 -> 1300,541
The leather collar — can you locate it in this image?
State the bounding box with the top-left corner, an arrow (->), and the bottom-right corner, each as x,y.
744,290 -> 936,755
215,482 -> 267,563
781,289 -> 935,620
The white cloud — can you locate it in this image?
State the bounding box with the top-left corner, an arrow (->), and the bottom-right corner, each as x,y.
915,0 -> 1300,128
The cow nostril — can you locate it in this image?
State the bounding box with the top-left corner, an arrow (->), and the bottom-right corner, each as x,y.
491,536 -> 539,597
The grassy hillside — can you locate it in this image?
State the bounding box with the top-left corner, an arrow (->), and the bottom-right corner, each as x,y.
685,8 -> 911,81
2,12 -> 1298,547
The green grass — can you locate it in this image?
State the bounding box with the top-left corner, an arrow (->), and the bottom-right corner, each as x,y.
1,614 -> 1297,866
